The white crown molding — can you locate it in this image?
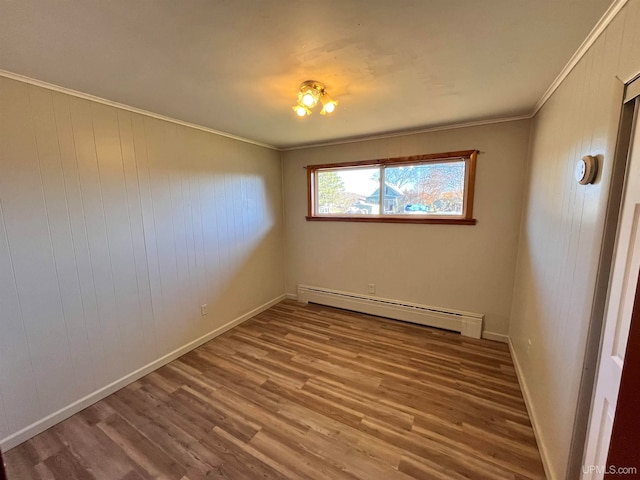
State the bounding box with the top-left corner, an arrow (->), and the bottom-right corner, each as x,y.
280,114 -> 534,152
0,68 -> 533,151
532,0 -> 630,116
276,0 -> 630,153
2,0 -> 626,153
0,69 -> 278,151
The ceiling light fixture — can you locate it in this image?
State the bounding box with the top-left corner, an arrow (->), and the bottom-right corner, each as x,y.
292,80 -> 338,117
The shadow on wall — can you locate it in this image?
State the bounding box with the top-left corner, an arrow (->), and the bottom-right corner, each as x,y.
0,78 -> 284,449
143,171 -> 282,356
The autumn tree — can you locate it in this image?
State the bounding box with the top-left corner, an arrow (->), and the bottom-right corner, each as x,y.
415,163 -> 464,211
370,166 -> 418,189
318,171 -> 345,211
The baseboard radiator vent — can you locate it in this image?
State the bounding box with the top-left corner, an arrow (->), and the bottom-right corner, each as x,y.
296,285 -> 483,339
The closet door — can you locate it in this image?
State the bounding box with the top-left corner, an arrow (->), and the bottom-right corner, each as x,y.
582,92 -> 640,479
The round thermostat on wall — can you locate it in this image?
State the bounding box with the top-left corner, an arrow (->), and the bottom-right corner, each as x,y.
575,155 -> 598,185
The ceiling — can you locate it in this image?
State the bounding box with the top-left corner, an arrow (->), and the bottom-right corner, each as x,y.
0,0 -> 615,149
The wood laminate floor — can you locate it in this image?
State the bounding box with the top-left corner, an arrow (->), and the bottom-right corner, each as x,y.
5,300 -> 546,479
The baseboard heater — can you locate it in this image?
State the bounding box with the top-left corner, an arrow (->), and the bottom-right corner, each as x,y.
296,284 -> 483,339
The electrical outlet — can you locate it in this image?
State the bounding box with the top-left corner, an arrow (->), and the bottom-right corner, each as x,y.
201,304 -> 208,316
368,283 -> 376,294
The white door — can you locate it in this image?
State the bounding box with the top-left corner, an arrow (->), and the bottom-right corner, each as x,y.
582,106 -> 640,479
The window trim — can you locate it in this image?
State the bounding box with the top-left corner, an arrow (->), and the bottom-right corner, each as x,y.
306,149 -> 478,225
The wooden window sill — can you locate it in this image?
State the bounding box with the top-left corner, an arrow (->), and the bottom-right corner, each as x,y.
305,216 -> 477,225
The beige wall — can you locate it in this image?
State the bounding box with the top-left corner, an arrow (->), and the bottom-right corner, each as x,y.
509,2 -> 640,479
2,3 -> 637,469
0,77 -> 285,448
283,120 -> 530,337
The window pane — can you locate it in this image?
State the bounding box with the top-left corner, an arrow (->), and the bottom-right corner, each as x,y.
382,161 -> 465,215
316,167 -> 380,215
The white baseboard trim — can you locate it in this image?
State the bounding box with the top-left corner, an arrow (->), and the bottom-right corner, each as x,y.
290,289 -> 501,341
296,285 -> 483,339
0,294 -> 286,451
481,331 -> 509,343
509,338 -> 554,480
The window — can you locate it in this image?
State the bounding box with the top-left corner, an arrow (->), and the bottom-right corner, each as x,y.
306,150 -> 477,225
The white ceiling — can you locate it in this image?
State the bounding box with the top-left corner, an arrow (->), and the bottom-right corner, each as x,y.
0,0 -> 614,149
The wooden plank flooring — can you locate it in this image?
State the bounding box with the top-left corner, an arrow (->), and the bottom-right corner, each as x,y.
4,300 -> 546,479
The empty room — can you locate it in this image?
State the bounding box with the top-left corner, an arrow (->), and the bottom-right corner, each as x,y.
1,1 -> 640,479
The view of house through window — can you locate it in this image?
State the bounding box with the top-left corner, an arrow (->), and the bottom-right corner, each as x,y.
308,150 -> 477,224
317,167 -> 379,214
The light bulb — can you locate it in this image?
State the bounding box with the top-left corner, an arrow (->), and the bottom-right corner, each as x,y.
302,93 -> 315,107
320,94 -> 338,115
293,81 -> 336,116
320,92 -> 338,115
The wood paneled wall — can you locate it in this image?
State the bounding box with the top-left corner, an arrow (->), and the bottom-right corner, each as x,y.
0,77 -> 285,449
509,1 -> 640,479
283,120 -> 530,339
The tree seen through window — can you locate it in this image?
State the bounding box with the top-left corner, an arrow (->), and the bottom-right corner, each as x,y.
307,150 -> 477,224
316,162 -> 465,215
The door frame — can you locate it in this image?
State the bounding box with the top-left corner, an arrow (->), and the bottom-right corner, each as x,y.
567,78 -> 640,478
